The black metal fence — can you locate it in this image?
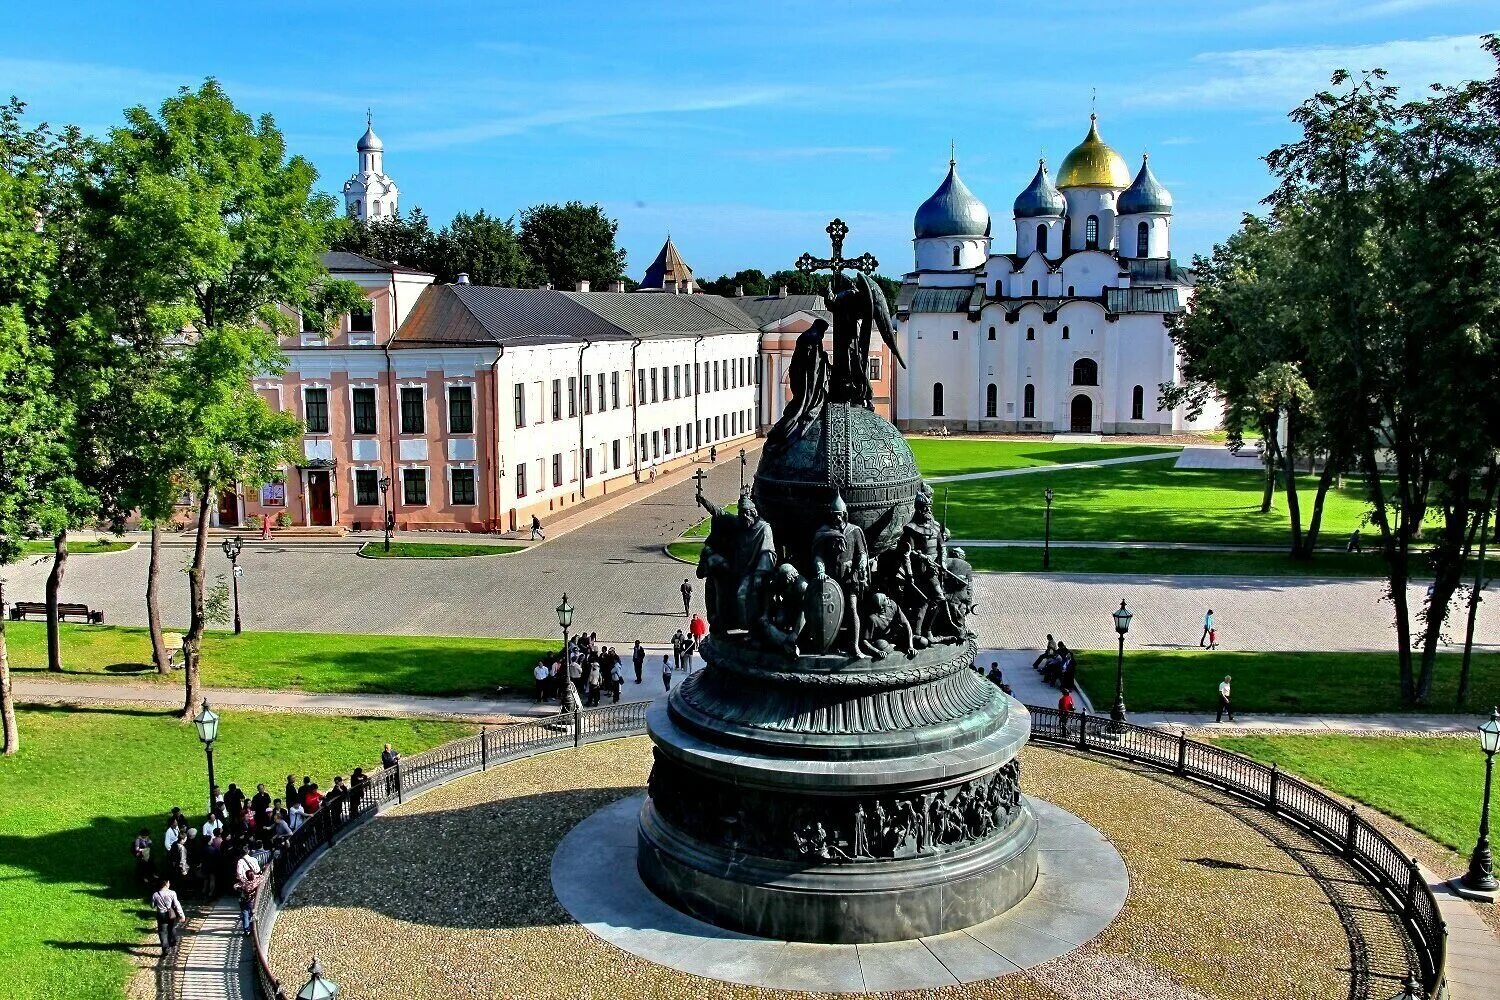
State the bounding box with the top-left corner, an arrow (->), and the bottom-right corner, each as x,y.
245,701 -> 1445,1000
1028,707 -> 1447,998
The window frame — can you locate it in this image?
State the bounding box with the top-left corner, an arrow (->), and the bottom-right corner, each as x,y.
447,385 -> 474,435
450,467 -> 476,506
354,469 -> 380,507
399,386 -> 426,434
351,386 -> 377,435
303,387 -> 330,434
401,467 -> 428,506
932,382 -> 945,417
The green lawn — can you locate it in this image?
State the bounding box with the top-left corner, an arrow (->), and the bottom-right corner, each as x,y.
0,706 -> 474,1000
961,546 -> 1397,578
1074,649 -> 1500,715
358,541 -> 522,558
940,462 -> 1374,544
1209,734 -> 1485,852
667,541 -> 703,563
906,438 -> 1180,478
6,622 -> 553,697
20,538 -> 133,555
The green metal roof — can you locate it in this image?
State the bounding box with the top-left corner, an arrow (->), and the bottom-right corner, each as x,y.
1105,287 -> 1182,313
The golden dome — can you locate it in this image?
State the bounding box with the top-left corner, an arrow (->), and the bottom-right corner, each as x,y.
1057,115 -> 1132,189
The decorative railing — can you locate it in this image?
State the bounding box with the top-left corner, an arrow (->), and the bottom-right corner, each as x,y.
242,700 -> 1444,1000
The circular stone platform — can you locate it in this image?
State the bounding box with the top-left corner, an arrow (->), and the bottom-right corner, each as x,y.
553,792 -> 1125,993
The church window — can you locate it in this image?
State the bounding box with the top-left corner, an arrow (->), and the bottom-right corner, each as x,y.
373,200 -> 382,217
1085,216 -> 1099,249
1132,385 -> 1145,420
1026,327 -> 1035,341
951,330 -> 959,341
932,382 -> 945,417
1036,224 -> 1048,254
1136,221 -> 1150,258
1023,383 -> 1035,418
987,326 -> 996,341
985,384 -> 997,418
1073,358 -> 1098,386
1067,285 -> 1075,297
1031,280 -> 1039,296
1062,326 -> 1070,340
952,245 -> 961,266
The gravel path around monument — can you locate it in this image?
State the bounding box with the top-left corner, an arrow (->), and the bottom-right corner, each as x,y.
269,738 -> 1366,1000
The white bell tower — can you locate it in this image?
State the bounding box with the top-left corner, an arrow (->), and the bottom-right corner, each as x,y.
343,111 -> 399,223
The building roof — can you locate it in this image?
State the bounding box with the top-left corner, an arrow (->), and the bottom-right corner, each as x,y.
914,160 -> 991,239
1057,115 -> 1131,189
639,237 -> 694,290
1105,287 -> 1182,313
1117,155 -> 1173,215
357,122 -> 383,152
392,284 -> 630,349
565,292 -> 758,339
729,294 -> 827,327
320,250 -> 432,276
1013,160 -> 1066,219
1127,257 -> 1192,285
905,287 -> 974,313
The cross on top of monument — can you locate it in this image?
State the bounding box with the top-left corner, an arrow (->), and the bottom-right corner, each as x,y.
795,218 -> 879,276
692,467 -> 709,497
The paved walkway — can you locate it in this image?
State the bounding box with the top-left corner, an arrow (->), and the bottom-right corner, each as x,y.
1173,444 -> 1266,470
1425,866 -> 1500,1000
926,450 -> 1176,484
172,897 -> 253,1000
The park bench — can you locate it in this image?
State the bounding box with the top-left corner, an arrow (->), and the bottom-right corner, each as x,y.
7,601 -> 105,625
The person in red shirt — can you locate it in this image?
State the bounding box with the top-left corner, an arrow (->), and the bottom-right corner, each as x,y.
303,784 -> 323,815
1058,688 -> 1076,737
689,613 -> 707,642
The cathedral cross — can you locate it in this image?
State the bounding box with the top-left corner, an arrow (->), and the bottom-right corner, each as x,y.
692,468 -> 709,500
794,218 -> 879,276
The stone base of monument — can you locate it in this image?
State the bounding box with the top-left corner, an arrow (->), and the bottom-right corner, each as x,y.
553,792 -> 1126,993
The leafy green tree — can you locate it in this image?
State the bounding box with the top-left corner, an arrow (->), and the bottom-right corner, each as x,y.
767,269 -> 824,296
518,201 -> 627,289
93,80 -> 361,717
436,210 -> 539,286
334,206 -> 441,274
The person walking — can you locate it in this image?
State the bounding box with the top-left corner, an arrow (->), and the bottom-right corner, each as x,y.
531,514 -> 544,541
680,579 -> 693,617
151,877 -> 186,955
585,661 -> 603,707
381,743 -> 401,796
260,513 -> 273,542
661,655 -> 673,692
609,660 -> 624,703
1216,675 -> 1234,723
1200,609 -> 1214,648
710,445 -> 717,464
632,640 -> 645,684
533,660 -> 549,703
132,828 -> 154,889
671,629 -> 686,671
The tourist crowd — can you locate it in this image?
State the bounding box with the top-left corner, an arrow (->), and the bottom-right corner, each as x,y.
531,614 -> 709,706
135,742 -> 402,956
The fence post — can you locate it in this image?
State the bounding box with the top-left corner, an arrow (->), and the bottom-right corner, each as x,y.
481,727 -> 488,771
396,761 -> 404,805
1403,856 -> 1421,919
574,708 -> 584,748
1176,730 -> 1187,775
1343,804 -> 1357,859
1268,764 -> 1280,813
1078,710 -> 1088,749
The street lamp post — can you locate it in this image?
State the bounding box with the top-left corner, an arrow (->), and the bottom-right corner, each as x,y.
1043,488 -> 1054,571
191,699 -> 220,818
1111,600 -> 1133,728
1461,706 -> 1500,894
557,593 -> 574,707
378,475 -> 392,553
296,955 -> 339,999
220,536 -> 243,635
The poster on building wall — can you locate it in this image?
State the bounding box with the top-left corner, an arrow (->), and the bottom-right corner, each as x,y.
260,483 -> 286,507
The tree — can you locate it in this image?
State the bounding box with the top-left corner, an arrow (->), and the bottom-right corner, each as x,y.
518,201 -> 627,289
766,269 -> 825,297
435,210 -> 540,287
93,80 -> 361,717
700,269 -> 770,297
333,207 -> 440,274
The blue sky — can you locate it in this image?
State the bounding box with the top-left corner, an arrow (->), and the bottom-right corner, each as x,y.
4,1 -> 1495,279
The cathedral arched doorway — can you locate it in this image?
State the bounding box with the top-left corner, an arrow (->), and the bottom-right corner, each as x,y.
1070,394 -> 1093,433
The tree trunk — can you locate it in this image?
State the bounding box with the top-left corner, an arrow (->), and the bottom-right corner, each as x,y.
0,578 -> 18,755
147,523 -> 169,673
45,528 -> 68,672
1457,498 -> 1493,709
181,491 -> 212,720
1260,452 -> 1276,513
1297,460 -> 1341,558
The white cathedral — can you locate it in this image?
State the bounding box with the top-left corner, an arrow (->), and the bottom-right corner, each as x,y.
342,115 -> 399,222
893,115 -> 1217,435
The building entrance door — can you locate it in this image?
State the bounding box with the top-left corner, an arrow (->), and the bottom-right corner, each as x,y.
1070,395 -> 1093,433
217,490 -> 239,527
307,471 -> 333,526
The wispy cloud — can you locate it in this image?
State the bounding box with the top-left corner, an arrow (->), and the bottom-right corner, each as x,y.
1159,136 -> 1199,146
726,146 -> 899,161
1205,0 -> 1470,30
1126,34 -> 1492,110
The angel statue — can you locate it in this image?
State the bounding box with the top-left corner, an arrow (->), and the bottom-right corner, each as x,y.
826,270 -> 904,409
765,318 -> 831,454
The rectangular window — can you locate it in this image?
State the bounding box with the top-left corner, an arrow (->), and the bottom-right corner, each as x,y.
673,365 -> 681,399
612,439 -> 621,469
567,376 -> 577,417
513,383 -> 526,428
584,449 -> 593,479
551,379 -> 561,421
714,361 -> 721,392
400,387 -> 425,434
303,388 -> 329,433
451,468 -> 476,505
354,469 -> 380,506
637,370 -> 645,405
652,431 -> 660,459
650,369 -> 658,403
869,357 -> 882,382
348,309 -> 374,333
597,373 -> 605,411
447,386 -> 473,434
639,434 -> 647,462
515,463 -> 527,498
674,426 -> 681,452
951,330 -> 959,341
351,387 -> 377,434
582,375 -> 592,415
611,372 -> 620,409
402,468 -> 427,505
552,453 -> 562,487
